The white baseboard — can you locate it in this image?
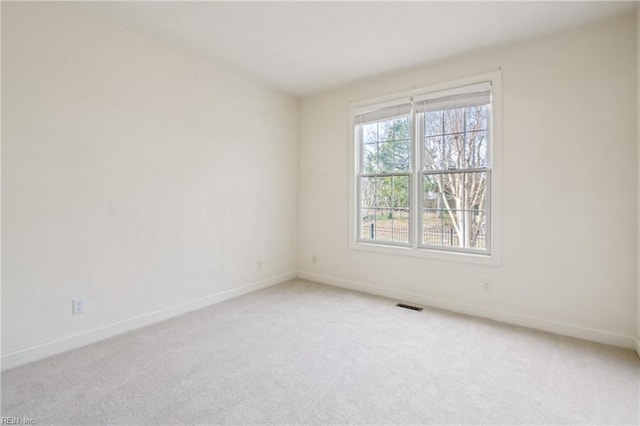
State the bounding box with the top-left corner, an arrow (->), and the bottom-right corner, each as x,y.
297,271 -> 636,350
1,272 -> 296,371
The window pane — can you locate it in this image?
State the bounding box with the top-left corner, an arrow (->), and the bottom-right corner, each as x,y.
466,209 -> 487,250
423,173 -> 460,209
393,139 -> 410,172
463,172 -> 488,249
360,116 -> 410,174
362,122 -> 378,144
463,172 -> 488,212
375,140 -> 395,173
465,130 -> 488,168
443,108 -> 465,135
422,174 -> 462,248
421,172 -> 488,250
425,110 -> 443,136
422,209 -> 445,246
361,142 -> 377,173
392,117 -> 410,140
378,120 -> 394,142
361,207 -> 379,241
378,116 -> 411,173
424,105 -> 490,171
422,175 -> 439,209
444,134 -> 462,170
424,136 -> 443,170
360,176 -> 410,244
422,209 -> 461,247
466,105 -> 487,132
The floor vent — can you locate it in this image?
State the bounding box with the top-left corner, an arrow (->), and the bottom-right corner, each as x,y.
396,303 -> 423,312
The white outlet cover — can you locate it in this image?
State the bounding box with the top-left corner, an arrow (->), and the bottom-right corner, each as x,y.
72,298 -> 86,315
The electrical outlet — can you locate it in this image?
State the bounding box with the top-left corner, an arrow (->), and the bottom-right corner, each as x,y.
312,255 -> 317,264
257,261 -> 262,270
481,279 -> 491,293
72,298 -> 86,315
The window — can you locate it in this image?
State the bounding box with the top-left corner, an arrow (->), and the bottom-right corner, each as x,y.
350,73 -> 501,262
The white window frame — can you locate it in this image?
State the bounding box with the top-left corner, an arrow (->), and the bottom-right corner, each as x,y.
348,72 -> 502,266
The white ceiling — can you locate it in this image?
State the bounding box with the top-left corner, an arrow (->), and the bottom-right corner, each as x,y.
68,1 -> 636,96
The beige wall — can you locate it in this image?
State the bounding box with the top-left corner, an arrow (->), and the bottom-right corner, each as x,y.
298,13 -> 638,346
637,5 -> 640,356
1,2 -> 298,364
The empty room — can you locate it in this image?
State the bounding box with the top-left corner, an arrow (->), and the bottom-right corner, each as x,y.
2,1 -> 640,424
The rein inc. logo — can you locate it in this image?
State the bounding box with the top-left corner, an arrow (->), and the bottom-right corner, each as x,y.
1,418 -> 35,425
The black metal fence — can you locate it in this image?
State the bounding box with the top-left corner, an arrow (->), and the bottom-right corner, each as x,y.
363,222 -> 409,242
362,223 -> 485,249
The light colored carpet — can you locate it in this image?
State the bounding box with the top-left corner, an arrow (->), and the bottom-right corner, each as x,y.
2,279 -> 639,425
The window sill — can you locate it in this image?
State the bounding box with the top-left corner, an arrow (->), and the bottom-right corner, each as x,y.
349,240 -> 501,266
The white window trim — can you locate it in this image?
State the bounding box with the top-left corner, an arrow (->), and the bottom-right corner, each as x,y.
348,71 -> 502,266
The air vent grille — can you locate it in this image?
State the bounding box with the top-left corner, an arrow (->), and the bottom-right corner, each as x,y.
396,303 -> 423,312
